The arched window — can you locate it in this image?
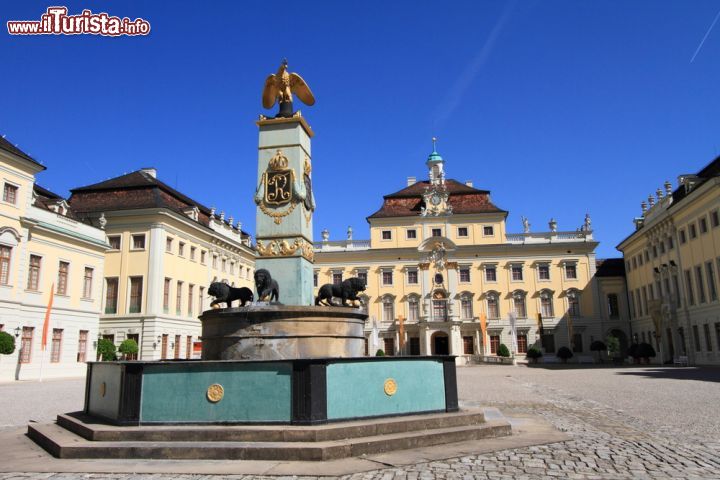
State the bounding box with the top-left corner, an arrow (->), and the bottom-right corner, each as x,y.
540,290 -> 554,318
460,293 -> 473,319
408,295 -> 420,322
382,295 -> 395,322
567,289 -> 581,317
486,292 -> 500,319
432,291 -> 448,321
513,290 -> 527,318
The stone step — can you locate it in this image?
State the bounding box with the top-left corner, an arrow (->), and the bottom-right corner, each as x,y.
29,417 -> 512,461
57,410 -> 487,443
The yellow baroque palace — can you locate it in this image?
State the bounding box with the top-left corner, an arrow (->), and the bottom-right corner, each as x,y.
313,147 -> 631,364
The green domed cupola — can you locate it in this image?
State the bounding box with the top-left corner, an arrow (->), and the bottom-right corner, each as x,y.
426,137 -> 445,185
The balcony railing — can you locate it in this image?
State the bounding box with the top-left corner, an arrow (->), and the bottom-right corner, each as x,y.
506,230 -> 593,244
314,239 -> 371,251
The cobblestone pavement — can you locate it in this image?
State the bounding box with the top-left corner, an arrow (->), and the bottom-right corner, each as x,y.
2,365 -> 720,479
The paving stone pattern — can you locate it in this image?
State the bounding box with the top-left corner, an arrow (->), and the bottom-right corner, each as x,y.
2,366 -> 719,479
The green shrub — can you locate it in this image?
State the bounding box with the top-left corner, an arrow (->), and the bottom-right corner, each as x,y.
0,331 -> 15,355
606,336 -> 620,356
118,339 -> 138,359
526,347 -> 542,360
497,343 -> 511,357
556,346 -> 573,362
97,338 -> 117,361
590,340 -> 606,351
637,342 -> 656,358
375,349 -> 385,356
628,343 -> 640,359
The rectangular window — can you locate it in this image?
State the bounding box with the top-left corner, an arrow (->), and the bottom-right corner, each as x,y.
132,234 -> 145,249
161,334 -> 168,360
462,336 -> 474,355
383,338 -> 395,356
50,328 -> 63,363
77,330 -> 88,363
20,327 -> 33,363
3,183 -> 18,204
673,274 -> 682,307
514,295 -> 527,318
313,272 -> 318,287
433,299 -> 448,321
431,228 -> 442,237
190,246 -> 196,261
700,217 -> 708,234
704,324 -> 713,351
383,300 -> 394,322
538,264 -> 550,280
607,293 -> 619,318
668,236 -> 674,250
696,266 -> 706,303
679,229 -> 687,244
163,278 -> 171,313
693,325 -> 701,351
357,271 -> 367,285
105,277 -> 118,313
517,334 -> 528,354
57,261 -> 69,295
572,333 -> 583,353
407,270 -> 418,284
221,259 -> 226,272
642,286 -> 649,314
712,210 -> 720,228
459,267 -> 470,283
199,286 -> 204,313
0,245 -> 11,285
212,255 -> 218,269
186,335 -> 192,360
490,335 -> 500,355
568,294 -> 581,317
166,237 -> 173,252
108,235 -> 121,250
129,277 -> 143,313
483,226 -> 494,236
229,262 -> 235,275
541,334 -> 555,353
332,272 -> 342,285
174,335 -> 181,359
382,271 -> 393,285
458,227 -> 468,237
461,298 -> 473,319
188,284 -> 194,317
176,281 -> 183,315
685,270 -> 695,305
707,262 -> 718,302
382,230 -> 392,240
541,295 -> 554,318
178,242 -> 185,257
565,264 -> 577,279
408,299 -> 419,321
511,264 -> 523,281
83,267 -> 93,299
485,266 -> 497,282
200,250 -> 206,264
406,229 -> 417,239
409,338 -> 420,356
689,223 -> 697,239
27,255 -> 41,291
487,295 -> 499,319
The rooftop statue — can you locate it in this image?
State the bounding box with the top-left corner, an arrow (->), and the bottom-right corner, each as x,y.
262,59 -> 315,118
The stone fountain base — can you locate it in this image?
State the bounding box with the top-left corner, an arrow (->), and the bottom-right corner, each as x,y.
199,305 -> 367,360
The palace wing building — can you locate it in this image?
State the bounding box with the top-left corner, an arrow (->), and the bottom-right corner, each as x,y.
69,168 -> 256,361
618,155 -> 720,366
0,136 -> 107,381
314,147 -> 630,363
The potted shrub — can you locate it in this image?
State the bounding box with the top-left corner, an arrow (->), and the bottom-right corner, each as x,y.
526,347 -> 542,364
375,349 -> 385,357
118,339 -> 139,360
590,340 -> 606,363
627,343 -> 641,364
556,346 -> 573,363
0,331 -> 16,356
97,338 -> 117,361
606,335 -> 622,365
637,342 -> 656,364
497,343 -> 511,358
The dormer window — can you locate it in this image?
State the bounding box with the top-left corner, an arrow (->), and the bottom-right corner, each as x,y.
183,206 -> 200,221
50,199 -> 69,216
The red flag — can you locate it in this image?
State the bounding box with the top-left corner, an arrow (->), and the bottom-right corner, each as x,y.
479,313 -> 487,353
41,284 -> 54,350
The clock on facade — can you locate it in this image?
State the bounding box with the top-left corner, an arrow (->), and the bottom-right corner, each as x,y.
431,193 -> 441,205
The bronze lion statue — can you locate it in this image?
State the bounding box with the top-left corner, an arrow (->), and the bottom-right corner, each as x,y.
315,277 -> 366,307
208,282 -> 253,308
254,268 -> 279,302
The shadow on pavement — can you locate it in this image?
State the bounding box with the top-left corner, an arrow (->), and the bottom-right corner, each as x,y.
614,367 -> 720,383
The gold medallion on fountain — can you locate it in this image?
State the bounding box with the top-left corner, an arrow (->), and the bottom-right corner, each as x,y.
206,383 -> 225,403
383,378 -> 397,396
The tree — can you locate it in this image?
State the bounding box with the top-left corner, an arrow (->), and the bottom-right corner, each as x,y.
375,349 -> 385,356
0,331 -> 15,355
606,336 -> 620,357
497,343 -> 511,358
637,342 -> 656,363
526,347 -> 542,363
590,340 -> 607,363
556,346 -> 573,363
97,338 -> 117,361
118,339 -> 139,360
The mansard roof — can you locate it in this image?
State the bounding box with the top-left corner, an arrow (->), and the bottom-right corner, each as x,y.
0,135 -> 46,170
367,179 -> 506,220
69,169 -> 249,236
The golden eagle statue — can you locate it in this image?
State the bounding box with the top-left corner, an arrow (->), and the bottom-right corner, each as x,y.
262,59 -> 315,114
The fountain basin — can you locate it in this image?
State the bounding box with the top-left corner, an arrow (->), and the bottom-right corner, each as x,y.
199,305 -> 367,360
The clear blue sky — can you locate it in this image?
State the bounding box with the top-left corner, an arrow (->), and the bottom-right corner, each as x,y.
2,1 -> 719,258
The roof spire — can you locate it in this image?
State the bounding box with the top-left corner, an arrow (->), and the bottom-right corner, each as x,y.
432,136 -> 438,153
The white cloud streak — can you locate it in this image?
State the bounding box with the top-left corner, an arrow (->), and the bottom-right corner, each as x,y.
690,7 -> 720,63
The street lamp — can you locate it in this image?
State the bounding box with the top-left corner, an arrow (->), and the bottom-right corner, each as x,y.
13,326 -> 21,338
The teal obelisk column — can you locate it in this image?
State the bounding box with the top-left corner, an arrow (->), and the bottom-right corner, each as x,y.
254,116 -> 315,305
